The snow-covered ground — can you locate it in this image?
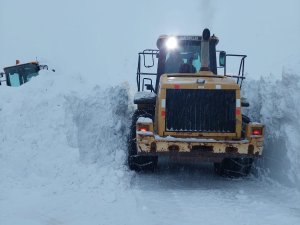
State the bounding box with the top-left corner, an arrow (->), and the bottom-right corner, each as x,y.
1,164 -> 300,225
0,69 -> 299,225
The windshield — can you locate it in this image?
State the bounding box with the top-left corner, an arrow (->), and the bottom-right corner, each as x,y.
161,40 -> 218,75
165,41 -> 201,74
4,63 -> 39,86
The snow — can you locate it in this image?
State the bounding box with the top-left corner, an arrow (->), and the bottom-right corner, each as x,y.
0,69 -> 299,225
137,117 -> 153,124
134,91 -> 156,102
243,70 -> 300,190
0,0 -> 299,223
155,135 -> 249,144
136,131 -> 154,136
0,71 -> 135,224
167,79 -> 199,84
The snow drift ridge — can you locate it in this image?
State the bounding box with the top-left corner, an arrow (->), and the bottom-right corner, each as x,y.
244,70 -> 300,189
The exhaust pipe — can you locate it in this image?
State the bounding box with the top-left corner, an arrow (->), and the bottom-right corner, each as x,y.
200,28 -> 210,71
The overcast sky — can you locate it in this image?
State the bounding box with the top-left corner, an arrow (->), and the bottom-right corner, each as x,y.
0,0 -> 299,86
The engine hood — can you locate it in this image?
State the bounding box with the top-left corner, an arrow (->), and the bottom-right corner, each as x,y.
159,72 -> 240,90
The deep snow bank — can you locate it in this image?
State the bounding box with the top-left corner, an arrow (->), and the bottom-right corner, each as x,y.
0,71 -> 133,198
243,70 -> 300,189
0,68 -> 299,196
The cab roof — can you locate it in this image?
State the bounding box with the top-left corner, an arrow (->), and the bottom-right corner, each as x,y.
156,35 -> 219,49
3,61 -> 39,70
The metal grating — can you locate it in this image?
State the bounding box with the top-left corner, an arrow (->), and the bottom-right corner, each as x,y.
166,89 -> 236,133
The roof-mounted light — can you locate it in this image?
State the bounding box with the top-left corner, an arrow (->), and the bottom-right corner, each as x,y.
166,36 -> 178,50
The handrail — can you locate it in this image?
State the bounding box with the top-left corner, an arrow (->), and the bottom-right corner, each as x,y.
219,52 -> 247,88
136,49 -> 159,92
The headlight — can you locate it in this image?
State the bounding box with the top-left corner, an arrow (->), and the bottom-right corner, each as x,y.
165,36 -> 178,50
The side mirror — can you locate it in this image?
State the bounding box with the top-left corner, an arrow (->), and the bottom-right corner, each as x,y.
219,51 -> 226,67
0,72 -> 4,78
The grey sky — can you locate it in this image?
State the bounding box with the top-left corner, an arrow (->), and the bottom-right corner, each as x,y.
0,0 -> 299,85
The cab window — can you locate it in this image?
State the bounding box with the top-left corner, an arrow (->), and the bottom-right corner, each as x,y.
8,73 -> 21,86
164,42 -> 201,74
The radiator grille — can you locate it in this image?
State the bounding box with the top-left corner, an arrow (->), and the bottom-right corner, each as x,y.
165,89 -> 236,133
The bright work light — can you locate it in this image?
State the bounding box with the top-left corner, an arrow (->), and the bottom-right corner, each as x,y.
166,37 -> 178,50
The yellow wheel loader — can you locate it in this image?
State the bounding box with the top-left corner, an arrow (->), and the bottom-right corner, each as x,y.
128,28 -> 264,176
0,60 -> 52,87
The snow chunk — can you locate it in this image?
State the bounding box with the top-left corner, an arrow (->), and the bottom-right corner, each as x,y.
134,91 -> 156,100
134,91 -> 156,104
137,117 -> 153,124
136,131 -> 154,136
154,135 -> 249,144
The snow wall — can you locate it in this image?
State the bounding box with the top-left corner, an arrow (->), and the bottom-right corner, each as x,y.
0,72 -> 133,199
243,70 -> 300,189
0,69 -> 299,192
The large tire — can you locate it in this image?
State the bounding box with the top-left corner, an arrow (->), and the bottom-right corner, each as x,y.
214,158 -> 253,177
127,109 -> 157,171
214,114 -> 253,177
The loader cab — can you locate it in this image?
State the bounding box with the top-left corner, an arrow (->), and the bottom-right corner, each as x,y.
157,36 -> 218,73
3,62 -> 41,87
155,35 -> 218,91
136,35 -> 218,93
136,31 -> 247,94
